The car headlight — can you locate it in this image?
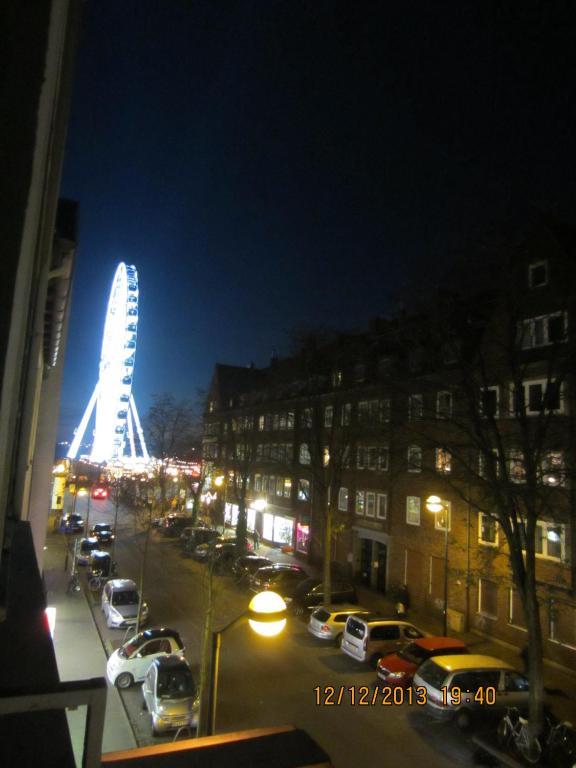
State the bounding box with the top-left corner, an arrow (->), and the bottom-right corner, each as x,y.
387,671 -> 405,680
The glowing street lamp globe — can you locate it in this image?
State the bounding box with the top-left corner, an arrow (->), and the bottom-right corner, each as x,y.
248,591 -> 287,637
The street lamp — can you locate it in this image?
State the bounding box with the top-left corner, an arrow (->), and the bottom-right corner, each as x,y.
426,495 -> 450,636
205,591 -> 286,736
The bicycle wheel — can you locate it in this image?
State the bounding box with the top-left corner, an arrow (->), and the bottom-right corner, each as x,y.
517,732 -> 541,765
497,716 -> 512,749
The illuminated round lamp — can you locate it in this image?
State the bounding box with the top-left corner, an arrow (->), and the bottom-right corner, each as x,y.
248,591 -> 287,637
544,474 -> 559,486
53,463 -> 66,475
426,495 -> 443,514
547,528 -> 561,543
252,498 -> 268,512
214,475 -> 224,487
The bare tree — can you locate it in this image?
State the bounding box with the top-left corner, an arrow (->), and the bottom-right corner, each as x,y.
398,238 -> 576,739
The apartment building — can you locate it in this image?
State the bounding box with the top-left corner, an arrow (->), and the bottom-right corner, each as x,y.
203,222 -> 576,666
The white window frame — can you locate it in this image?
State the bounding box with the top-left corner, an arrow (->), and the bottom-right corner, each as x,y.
377,445 -> 389,472
478,578 -> 498,619
436,390 -> 452,419
519,311 -> 567,349
515,378 -> 564,416
408,393 -> 423,421
341,402 -> 352,426
324,405 -> 334,428
434,501 -> 451,532
535,521 -> 565,562
297,478 -> 310,501
299,443 -> 311,465
357,446 -> 366,470
355,490 -> 365,516
480,386 -> 499,418
407,444 -> 422,473
366,491 -> 376,518
377,493 -> 387,520
338,487 -> 349,512
528,259 -> 548,289
406,496 -> 421,526
478,512 -> 498,546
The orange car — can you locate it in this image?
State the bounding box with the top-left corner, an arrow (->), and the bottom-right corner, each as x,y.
377,636 -> 468,688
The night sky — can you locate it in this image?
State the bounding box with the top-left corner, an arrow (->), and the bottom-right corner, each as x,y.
59,1 -> 576,442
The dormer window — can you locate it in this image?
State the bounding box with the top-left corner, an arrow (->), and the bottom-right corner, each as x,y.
528,260 -> 548,289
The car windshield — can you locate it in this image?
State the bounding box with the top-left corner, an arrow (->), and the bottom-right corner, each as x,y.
398,643 -> 429,664
96,524 -> 111,532
112,590 -> 139,606
118,632 -> 146,659
312,608 -> 331,623
157,668 -> 196,699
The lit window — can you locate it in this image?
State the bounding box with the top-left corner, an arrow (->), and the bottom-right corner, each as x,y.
299,443 -> 311,465
355,490 -> 365,516
406,496 -> 420,526
535,522 -> 565,561
434,501 -> 451,532
283,477 -> 292,498
298,479 -> 310,501
435,448 -> 452,474
540,451 -> 564,486
508,450 -> 525,484
479,513 -> 498,546
338,487 -> 349,512
323,447 -> 330,467
286,411 -> 295,430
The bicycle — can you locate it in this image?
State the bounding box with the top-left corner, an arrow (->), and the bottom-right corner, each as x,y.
497,707 -> 541,764
67,572 -> 81,595
88,561 -> 118,592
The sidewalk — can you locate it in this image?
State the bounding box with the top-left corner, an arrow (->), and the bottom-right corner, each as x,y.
43,532 -> 137,763
258,541 -> 576,724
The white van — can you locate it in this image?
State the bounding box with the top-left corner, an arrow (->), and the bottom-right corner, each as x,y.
340,613 -> 424,667
412,654 -> 530,730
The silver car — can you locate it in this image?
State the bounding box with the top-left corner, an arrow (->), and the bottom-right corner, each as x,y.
142,655 -> 199,735
308,605 -> 371,646
101,578 -> 149,629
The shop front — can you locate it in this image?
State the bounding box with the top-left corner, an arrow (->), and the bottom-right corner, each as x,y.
262,510 -> 295,548
224,502 -> 256,532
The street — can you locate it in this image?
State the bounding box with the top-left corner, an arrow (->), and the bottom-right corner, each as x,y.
69,494 -> 478,766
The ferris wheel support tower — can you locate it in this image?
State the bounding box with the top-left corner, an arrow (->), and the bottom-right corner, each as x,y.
68,263 -> 149,465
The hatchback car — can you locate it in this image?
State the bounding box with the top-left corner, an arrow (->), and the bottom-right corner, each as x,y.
106,627 -> 184,689
76,537 -> 100,566
232,555 -> 274,586
412,654 -> 530,730
101,578 -> 149,629
142,655 -> 199,736
248,564 -> 309,600
377,636 -> 469,688
90,522 -> 115,545
91,486 -> 108,500
291,578 -> 358,615
308,605 -> 371,646
341,614 -> 425,667
194,537 -> 253,561
60,513 -> 84,533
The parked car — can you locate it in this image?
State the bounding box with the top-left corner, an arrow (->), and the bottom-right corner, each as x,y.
248,564 -> 309,600
142,655 -> 199,736
412,654 -> 530,730
232,555 -> 274,586
193,537 -> 253,562
76,537 -> 100,566
377,636 -> 469,688
106,627 -> 184,689
341,614 -> 425,667
101,578 -> 149,629
91,486 -> 109,500
90,522 -> 115,545
181,527 -> 220,553
162,515 -> 194,537
60,513 -> 84,533
291,578 -> 358,615
308,605 -> 371,646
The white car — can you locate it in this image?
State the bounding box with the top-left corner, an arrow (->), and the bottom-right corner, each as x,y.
106,628 -> 184,689
101,578 -> 149,629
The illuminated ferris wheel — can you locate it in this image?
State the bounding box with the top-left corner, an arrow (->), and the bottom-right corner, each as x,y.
68,263 -> 149,465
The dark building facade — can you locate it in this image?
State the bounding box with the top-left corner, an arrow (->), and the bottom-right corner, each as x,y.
203,224 -> 576,667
